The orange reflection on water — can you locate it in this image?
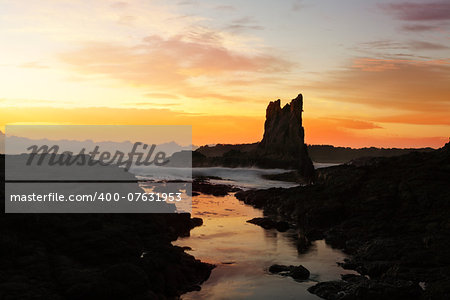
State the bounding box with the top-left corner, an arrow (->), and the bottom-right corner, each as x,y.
175,193 -> 357,300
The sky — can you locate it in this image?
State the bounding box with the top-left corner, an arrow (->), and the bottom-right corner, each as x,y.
0,0 -> 449,147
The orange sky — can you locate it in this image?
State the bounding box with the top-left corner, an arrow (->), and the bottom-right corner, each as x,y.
1,0 -> 449,148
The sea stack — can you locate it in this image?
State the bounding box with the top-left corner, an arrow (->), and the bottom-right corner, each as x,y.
258,94 -> 315,181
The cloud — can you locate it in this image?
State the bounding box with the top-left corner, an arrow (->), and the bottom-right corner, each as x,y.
373,112 -> 450,126
408,40 -> 449,50
177,1 -> 196,6
215,5 -> 236,12
356,39 -> 449,54
325,118 -> 382,130
401,24 -> 441,31
306,58 -> 450,113
60,34 -> 290,102
359,40 -> 406,50
380,1 -> 450,21
225,17 -> 264,33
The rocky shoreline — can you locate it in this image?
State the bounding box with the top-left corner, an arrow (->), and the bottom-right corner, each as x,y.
236,143 -> 450,299
0,154 -> 213,300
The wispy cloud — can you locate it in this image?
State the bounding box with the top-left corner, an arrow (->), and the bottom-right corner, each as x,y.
360,40 -> 405,50
304,117 -> 447,148
225,17 -> 264,32
356,39 -> 448,53
401,24 -> 441,32
373,112 -> 450,126
307,58 -> 450,113
408,40 -> 449,50
325,118 -> 382,130
177,1 -> 197,6
214,5 -> 236,12
380,1 -> 450,21
60,34 -> 289,102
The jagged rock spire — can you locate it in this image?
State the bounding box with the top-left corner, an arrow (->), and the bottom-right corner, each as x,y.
259,94 -> 314,180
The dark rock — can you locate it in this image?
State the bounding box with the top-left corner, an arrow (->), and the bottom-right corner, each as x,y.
269,264 -> 291,273
290,265 -> 310,280
258,94 -> 314,181
308,275 -> 423,300
262,171 -> 306,183
275,221 -> 291,232
190,217 -> 203,227
269,264 -> 310,280
307,144 -> 433,164
247,217 -> 277,229
307,281 -> 345,300
192,178 -> 241,196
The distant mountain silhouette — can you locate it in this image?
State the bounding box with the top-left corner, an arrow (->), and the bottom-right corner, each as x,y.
307,144 -> 434,163
2,134 -> 192,156
195,143 -> 434,165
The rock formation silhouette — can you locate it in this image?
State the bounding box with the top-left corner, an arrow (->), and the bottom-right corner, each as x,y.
194,93 -> 315,181
258,94 -> 314,180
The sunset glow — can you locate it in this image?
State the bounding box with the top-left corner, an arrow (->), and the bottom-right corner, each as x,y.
1,0 -> 449,147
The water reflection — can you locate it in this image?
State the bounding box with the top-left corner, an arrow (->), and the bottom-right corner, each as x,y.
174,193 -> 356,300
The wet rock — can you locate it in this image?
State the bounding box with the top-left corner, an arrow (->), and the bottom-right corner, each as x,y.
190,217 -> 203,227
269,264 -> 291,273
308,274 -> 423,300
192,178 -> 241,196
247,217 -> 277,229
269,264 -> 310,280
262,170 -> 306,183
290,265 -> 311,280
275,221 -> 291,232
